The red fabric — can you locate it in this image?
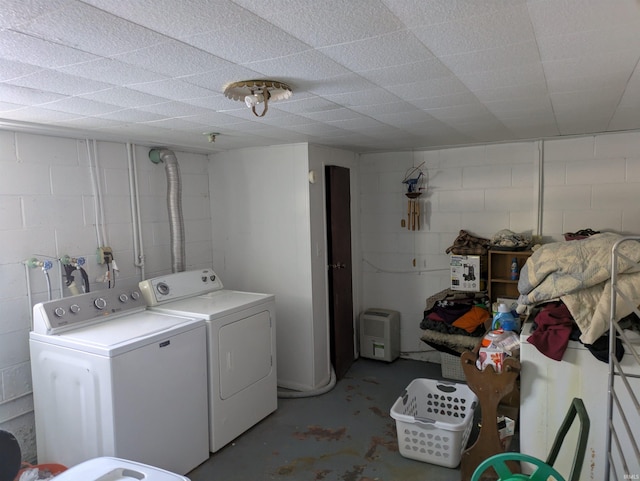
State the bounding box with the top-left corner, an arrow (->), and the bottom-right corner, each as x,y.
527,302 -> 574,361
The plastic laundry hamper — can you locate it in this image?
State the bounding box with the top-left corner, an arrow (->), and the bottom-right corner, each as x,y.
390,378 -> 477,468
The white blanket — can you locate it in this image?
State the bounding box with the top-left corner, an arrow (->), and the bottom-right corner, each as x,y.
517,233 -> 640,344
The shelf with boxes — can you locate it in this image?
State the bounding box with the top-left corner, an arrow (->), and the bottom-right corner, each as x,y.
487,249 -> 532,304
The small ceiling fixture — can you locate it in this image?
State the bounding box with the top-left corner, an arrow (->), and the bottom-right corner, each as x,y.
223,79 -> 292,117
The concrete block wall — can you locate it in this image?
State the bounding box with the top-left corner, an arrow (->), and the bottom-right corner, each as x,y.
359,131 -> 640,360
0,130 -> 211,462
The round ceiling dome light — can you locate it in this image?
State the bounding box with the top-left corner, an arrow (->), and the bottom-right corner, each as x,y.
223,79 -> 292,117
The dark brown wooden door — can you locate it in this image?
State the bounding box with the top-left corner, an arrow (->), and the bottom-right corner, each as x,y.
325,165 -> 355,380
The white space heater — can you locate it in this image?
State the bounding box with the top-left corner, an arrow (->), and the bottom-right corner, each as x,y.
359,308 -> 400,362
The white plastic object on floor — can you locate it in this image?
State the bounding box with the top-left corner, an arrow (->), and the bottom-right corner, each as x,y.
52,457 -> 191,481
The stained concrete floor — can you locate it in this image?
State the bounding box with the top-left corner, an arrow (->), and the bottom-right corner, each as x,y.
187,357 -> 475,481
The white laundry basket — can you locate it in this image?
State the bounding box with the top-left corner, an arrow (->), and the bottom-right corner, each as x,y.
390,378 -> 477,468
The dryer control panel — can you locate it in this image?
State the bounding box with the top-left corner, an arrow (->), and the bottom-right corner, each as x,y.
139,268 -> 224,306
32,288 -> 145,334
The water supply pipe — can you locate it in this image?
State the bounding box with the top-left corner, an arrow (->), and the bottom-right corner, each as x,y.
149,148 -> 185,273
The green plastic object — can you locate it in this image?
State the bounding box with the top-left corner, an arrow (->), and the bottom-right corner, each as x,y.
471,452 -> 565,481
471,398 -> 589,481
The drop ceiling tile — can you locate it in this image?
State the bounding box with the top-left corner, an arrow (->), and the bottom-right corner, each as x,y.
370,109 -> 440,127
54,117 -> 122,130
546,73 -> 629,96
233,0 -> 405,47
114,41 -> 230,78
2,106 -> 82,123
527,0 -> 640,38
536,28 -> 640,63
58,58 -> 162,86
350,101 -> 422,118
0,101 -> 26,113
411,2 -> 534,57
0,0 -> 74,28
484,96 -> 554,117
391,76 -> 470,101
543,51 -> 639,86
181,94 -> 237,111
359,59 -> 453,88
425,102 -> 495,123
79,88 -> 169,109
8,70 -> 113,96
270,96 -> 341,115
81,0 -> 250,38
245,50 -> 351,83
127,79 -> 217,101
439,41 -> 542,76
138,101 -> 214,118
0,82 -> 67,106
503,115 -> 560,138
0,29 -> 99,68
0,59 -> 43,81
39,97 -> 122,116
318,31 -> 436,72
305,74 -> 378,96
16,1 -> 170,56
474,83 -> 549,103
180,64 -> 263,91
183,18 -> 310,64
382,0 -> 517,28
323,88 -> 403,107
301,108 -> 362,122
410,91 -> 479,110
458,63 -> 547,92
96,109 -> 166,123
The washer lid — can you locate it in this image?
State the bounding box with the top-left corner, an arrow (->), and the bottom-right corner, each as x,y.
30,310 -> 204,356
149,290 -> 274,320
53,457 -> 189,481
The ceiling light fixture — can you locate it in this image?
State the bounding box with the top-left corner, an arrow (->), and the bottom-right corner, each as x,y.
223,79 -> 292,117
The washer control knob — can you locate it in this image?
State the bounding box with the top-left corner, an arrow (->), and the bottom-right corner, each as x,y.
156,282 -> 170,296
130,291 -> 140,300
94,297 -> 107,310
201,276 -> 207,282
70,304 -> 80,314
54,307 -> 66,318
210,275 -> 216,282
119,293 -> 129,303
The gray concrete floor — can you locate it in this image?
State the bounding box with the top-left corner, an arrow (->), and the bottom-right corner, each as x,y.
187,358 -> 474,481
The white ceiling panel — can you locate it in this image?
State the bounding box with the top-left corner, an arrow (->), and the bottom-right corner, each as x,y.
0,0 -> 638,154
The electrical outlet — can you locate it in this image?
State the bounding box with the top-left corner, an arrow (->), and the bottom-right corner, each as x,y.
97,246 -> 113,264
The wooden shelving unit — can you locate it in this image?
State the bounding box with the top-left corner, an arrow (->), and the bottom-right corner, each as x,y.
487,250 -> 532,304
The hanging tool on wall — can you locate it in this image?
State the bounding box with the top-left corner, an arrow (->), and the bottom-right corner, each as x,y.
401,162 -> 426,231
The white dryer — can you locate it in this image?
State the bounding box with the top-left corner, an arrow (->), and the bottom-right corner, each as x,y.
139,269 -> 276,453
29,288 -> 209,475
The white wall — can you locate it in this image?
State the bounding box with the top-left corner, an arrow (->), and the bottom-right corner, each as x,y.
359,132 -> 640,361
0,130 -> 211,462
2,126 -> 639,463
209,143 -> 357,391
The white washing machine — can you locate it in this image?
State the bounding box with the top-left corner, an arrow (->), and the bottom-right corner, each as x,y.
29,287 -> 209,475
53,457 -> 190,481
139,268 -> 277,453
520,318 -> 640,480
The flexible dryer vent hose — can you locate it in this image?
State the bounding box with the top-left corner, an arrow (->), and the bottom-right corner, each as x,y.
149,148 -> 185,273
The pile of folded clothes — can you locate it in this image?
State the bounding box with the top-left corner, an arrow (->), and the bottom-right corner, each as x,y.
419,288 -> 491,356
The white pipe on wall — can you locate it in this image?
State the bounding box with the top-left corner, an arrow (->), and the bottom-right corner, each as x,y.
127,143 -> 145,280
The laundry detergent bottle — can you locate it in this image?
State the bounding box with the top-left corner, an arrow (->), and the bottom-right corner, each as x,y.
491,303 -> 518,331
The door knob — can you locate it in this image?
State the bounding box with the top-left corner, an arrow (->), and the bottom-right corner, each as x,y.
328,262 -> 346,269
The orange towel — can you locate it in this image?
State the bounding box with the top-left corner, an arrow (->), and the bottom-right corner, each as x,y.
452,306 -> 490,333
